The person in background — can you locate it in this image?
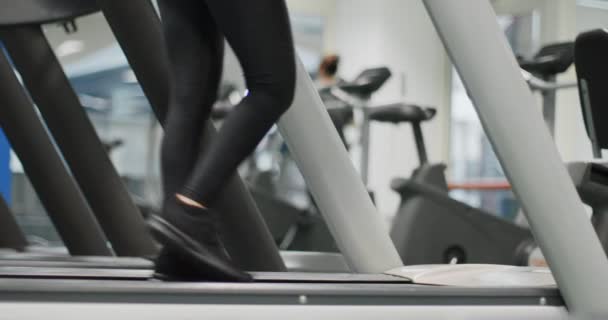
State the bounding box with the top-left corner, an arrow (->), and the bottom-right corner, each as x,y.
316,54 -> 342,88
148,0 -> 296,282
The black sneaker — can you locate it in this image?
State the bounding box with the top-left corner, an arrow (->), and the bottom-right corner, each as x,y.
147,199 -> 252,282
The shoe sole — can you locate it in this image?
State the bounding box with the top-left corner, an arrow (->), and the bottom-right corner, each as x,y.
147,215 -> 252,282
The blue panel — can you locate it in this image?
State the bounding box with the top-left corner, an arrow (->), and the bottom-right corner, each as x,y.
0,44 -> 11,203
0,129 -> 11,204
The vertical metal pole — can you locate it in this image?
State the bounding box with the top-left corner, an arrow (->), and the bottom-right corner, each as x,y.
580,79 -> 602,158
0,196 -> 28,251
278,60 -> 403,273
412,123 -> 428,165
422,0 -> 608,317
360,108 -> 371,185
1,26 -> 157,257
96,0 -> 285,271
542,76 -> 557,137
0,48 -> 111,256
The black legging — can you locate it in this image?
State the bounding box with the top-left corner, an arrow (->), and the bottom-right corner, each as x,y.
158,0 -> 296,206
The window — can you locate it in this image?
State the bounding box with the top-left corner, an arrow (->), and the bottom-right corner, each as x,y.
449,13 -> 540,220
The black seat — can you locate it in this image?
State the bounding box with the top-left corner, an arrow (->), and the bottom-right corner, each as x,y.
575,29 -> 608,156
368,103 -> 436,124
338,67 -> 391,97
519,42 -> 574,78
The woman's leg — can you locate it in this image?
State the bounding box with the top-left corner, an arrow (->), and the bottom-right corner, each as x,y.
179,0 -> 296,207
151,0 -> 295,282
153,0 -> 253,282
157,0 -> 224,199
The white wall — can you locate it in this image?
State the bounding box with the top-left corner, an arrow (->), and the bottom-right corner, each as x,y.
578,4 -> 608,32
333,0 -> 450,216
287,0 -> 338,51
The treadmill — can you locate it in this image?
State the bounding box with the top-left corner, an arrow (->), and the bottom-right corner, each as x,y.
0,1 -> 605,319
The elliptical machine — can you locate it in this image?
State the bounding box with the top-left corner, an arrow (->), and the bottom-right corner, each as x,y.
367,103 -> 533,265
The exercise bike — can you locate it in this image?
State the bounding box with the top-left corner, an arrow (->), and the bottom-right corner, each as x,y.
367,103 -> 534,265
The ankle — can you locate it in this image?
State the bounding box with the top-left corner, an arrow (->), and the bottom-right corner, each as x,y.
176,194 -> 207,209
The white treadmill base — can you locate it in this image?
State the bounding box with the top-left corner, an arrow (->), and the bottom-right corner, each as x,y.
386,264 -> 556,287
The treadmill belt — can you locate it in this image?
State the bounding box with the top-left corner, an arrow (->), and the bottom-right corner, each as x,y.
0,258 -> 153,269
0,267 -> 411,283
251,272 -> 409,283
0,267 -> 152,280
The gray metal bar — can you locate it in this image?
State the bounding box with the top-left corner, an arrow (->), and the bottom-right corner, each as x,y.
1,26 -> 156,257
412,123 -> 428,165
422,0 -> 608,317
360,109 -> 371,185
278,60 -> 403,273
524,71 -> 577,138
96,0 -> 285,271
0,48 -> 110,256
524,71 -> 578,92
542,76 -> 557,137
580,79 -> 602,158
0,304 -> 570,320
0,196 -> 28,251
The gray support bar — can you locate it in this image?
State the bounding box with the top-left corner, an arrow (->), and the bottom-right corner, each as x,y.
412,123 -> 428,165
0,196 -> 28,251
278,60 -> 403,273
542,76 -> 557,136
580,79 -> 602,158
0,49 -> 110,256
360,109 -> 371,185
422,0 -> 608,317
1,26 -> 157,257
96,0 -> 285,271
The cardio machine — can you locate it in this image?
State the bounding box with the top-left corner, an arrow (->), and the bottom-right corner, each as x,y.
367,103 -> 534,265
